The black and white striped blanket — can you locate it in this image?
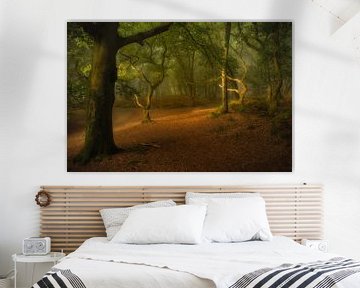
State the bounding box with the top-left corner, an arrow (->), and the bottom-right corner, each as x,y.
32,258 -> 360,288
32,268 -> 86,288
229,257 -> 360,288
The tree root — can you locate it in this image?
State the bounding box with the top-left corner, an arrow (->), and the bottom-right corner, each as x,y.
73,145 -> 123,165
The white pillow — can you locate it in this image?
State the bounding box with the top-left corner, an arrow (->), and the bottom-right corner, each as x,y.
100,200 -> 176,240
111,205 -> 207,244
202,197 -> 272,243
186,192 -> 259,204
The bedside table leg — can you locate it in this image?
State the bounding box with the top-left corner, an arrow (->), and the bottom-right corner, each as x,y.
14,260 -> 16,288
31,263 -> 36,286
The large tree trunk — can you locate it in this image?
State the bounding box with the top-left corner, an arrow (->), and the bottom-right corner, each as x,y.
268,56 -> 282,115
74,22 -> 172,163
189,50 -> 196,106
75,23 -> 119,163
268,25 -> 282,116
220,22 -> 231,113
239,82 -> 247,106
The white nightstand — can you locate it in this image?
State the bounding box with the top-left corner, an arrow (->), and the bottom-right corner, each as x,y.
12,252 -> 65,288
301,239 -> 328,252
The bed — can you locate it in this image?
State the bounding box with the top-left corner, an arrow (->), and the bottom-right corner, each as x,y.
33,185 -> 360,288
33,236 -> 360,288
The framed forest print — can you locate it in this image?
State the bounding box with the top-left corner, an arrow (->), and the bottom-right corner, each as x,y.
67,22 -> 292,172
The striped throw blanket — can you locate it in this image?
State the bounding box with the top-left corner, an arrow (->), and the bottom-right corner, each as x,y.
229,258 -> 360,288
32,258 -> 360,288
32,268 -> 86,288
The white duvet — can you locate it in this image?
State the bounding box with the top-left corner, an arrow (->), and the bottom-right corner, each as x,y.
54,237 -> 360,288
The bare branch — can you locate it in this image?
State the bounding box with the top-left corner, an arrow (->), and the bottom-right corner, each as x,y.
227,75 -> 243,83
122,52 -> 153,85
237,23 -> 262,51
242,36 -> 261,51
180,24 -> 218,66
133,95 -> 145,109
227,88 -> 240,94
119,23 -> 173,47
119,52 -> 140,65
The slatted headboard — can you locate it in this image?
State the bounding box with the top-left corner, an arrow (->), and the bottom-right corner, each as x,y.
39,185 -> 323,253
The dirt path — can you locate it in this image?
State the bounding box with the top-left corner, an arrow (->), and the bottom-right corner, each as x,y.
67,107 -> 291,172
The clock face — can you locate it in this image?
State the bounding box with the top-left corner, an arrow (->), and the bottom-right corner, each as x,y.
36,241 -> 45,250
318,242 -> 327,252
23,237 -> 51,255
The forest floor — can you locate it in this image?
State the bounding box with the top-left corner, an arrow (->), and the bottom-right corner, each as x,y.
67,107 -> 292,172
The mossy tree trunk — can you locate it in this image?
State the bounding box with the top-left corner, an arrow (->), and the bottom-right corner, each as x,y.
239,81 -> 248,106
75,23 -> 119,163
74,22 -> 172,163
188,50 -> 196,106
220,22 -> 231,113
268,25 -> 282,116
240,22 -> 284,115
175,50 -> 196,106
268,56 -> 282,115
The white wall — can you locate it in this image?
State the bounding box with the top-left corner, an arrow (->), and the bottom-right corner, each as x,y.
1,0 -> 360,285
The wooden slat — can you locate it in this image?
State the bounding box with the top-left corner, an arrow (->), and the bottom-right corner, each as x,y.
39,185 -> 323,253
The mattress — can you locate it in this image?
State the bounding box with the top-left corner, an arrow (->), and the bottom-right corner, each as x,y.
36,236 -> 360,288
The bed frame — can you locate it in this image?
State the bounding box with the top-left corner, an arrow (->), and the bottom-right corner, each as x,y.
39,184 -> 323,253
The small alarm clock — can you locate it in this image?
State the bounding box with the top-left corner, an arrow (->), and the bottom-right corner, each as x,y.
23,237 -> 51,255
301,239 -> 328,252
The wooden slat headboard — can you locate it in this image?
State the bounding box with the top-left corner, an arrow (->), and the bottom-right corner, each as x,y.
39,185 -> 323,253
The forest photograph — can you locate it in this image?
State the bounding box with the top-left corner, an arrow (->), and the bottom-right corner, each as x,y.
67,22 -> 292,172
